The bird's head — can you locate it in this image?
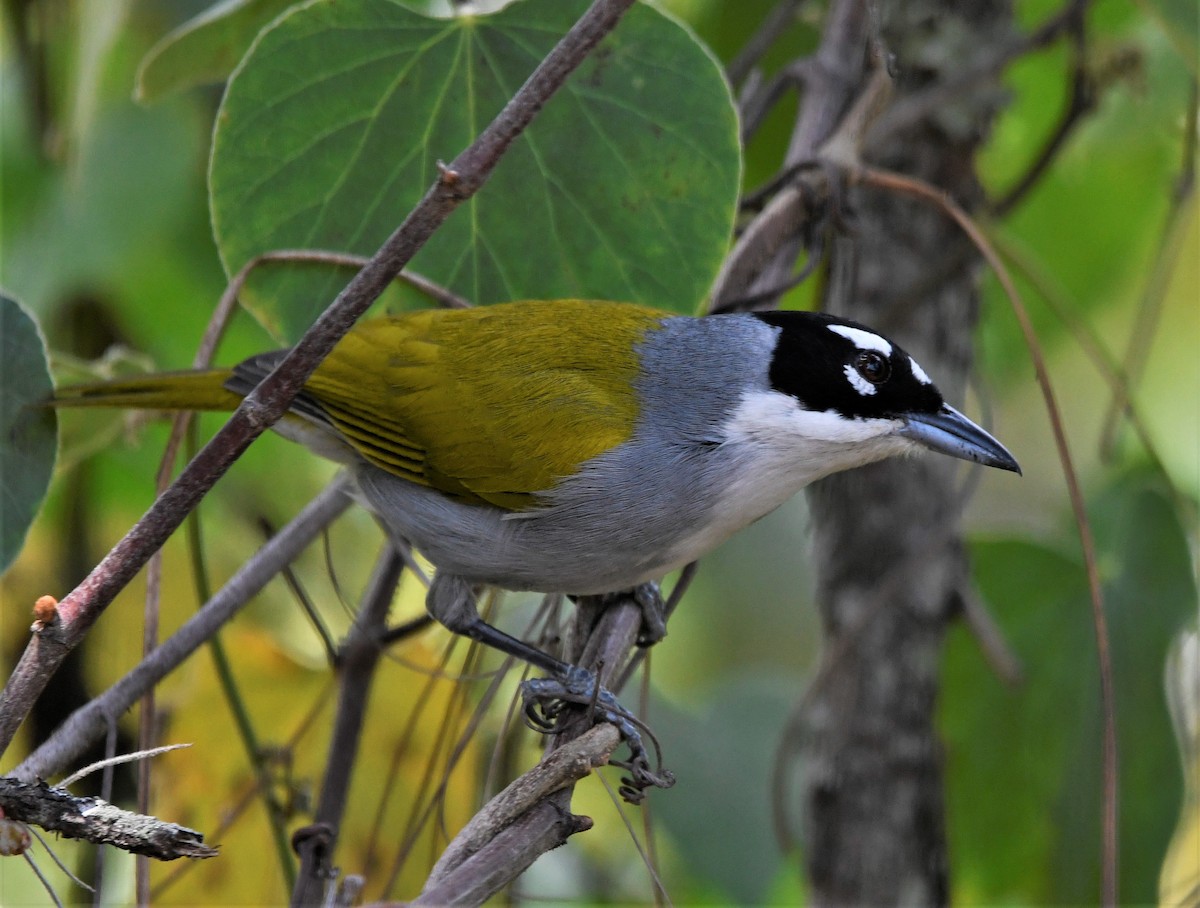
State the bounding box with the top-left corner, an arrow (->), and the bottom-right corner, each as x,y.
741,310 -> 1021,477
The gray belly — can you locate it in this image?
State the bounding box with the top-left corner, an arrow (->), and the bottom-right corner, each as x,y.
351,450 -> 720,594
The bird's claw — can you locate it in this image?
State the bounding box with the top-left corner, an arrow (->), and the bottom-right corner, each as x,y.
520,668 -> 675,803
632,582 -> 667,647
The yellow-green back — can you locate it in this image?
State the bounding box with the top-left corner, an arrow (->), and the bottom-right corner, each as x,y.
304,300 -> 666,510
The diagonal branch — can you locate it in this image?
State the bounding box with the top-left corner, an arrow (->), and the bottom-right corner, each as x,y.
11,478 -> 352,783
0,0 -> 639,759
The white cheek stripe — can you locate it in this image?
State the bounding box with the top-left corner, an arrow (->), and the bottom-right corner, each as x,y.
724,389 -> 900,445
909,356 -> 933,385
844,363 -> 877,396
828,324 -> 892,356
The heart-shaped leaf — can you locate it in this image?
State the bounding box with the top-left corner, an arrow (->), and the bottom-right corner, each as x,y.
210,0 -> 740,341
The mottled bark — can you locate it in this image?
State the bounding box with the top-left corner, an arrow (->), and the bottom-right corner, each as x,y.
801,1 -> 1014,904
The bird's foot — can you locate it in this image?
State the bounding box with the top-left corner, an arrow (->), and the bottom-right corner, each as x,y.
632,582 -> 667,647
521,666 -> 675,803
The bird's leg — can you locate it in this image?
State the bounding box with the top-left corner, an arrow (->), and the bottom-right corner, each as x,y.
426,573 -> 674,800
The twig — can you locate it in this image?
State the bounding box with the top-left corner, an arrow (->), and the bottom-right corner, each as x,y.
726,0 -> 807,87
291,547 -> 406,907
1099,79 -> 1198,457
990,231 -> 1172,477
0,0 -> 638,759
27,824 -> 95,893
955,590 -> 1023,686
23,851 -> 65,908
0,778 -> 217,861
990,9 -> 1093,217
11,477 -> 352,783
230,250 -> 473,311
150,677 -> 335,900
188,481 -> 298,890
410,799 -> 591,907
59,743 -> 192,789
857,164 -> 1119,907
868,0 -> 1092,143
709,0 -> 871,310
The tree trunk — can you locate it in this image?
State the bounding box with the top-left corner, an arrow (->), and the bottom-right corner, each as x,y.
801,1 -> 1014,903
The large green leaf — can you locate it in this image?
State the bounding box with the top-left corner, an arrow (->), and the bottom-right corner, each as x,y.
944,465 -> 1196,903
209,0 -> 740,341
136,0 -> 302,103
136,0 -> 462,103
0,294 -> 57,575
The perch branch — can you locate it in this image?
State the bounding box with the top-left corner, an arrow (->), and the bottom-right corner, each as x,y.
421,723 -> 621,891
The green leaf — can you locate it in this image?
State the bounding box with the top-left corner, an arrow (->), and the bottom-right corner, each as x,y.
135,1 -> 463,103
1051,466 -> 1196,902
650,677 -> 795,904
209,0 -> 741,342
943,538 -> 1091,903
136,0 -> 300,103
0,294 -> 57,575
945,465 -> 1197,903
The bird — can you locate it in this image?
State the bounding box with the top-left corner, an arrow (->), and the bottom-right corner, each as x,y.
51,298 -> 1020,795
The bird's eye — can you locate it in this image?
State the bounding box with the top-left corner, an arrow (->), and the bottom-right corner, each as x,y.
855,351 -> 891,385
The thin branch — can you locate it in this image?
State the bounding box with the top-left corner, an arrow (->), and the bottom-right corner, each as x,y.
710,0 -> 871,310
58,743 -> 192,789
868,0 -> 1092,143
1099,79 -> 1198,456
291,547 -> 406,907
23,851 -> 65,908
990,10 -> 1093,217
0,0 -> 638,759
0,778 -> 217,861
726,0 -> 807,87
231,249 -> 473,310
954,590 -> 1023,686
989,230 -> 1178,484
857,164 -> 1119,907
150,677 -> 336,900
187,473 -> 298,889
27,824 -> 95,893
11,477 -> 352,783
409,799 -> 590,907
398,598 -> 647,902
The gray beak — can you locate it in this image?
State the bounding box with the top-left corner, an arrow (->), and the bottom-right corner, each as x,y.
900,404 -> 1021,474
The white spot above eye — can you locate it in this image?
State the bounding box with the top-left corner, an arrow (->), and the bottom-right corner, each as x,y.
909,356 -> 933,385
828,324 -> 892,356
844,363 -> 877,396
